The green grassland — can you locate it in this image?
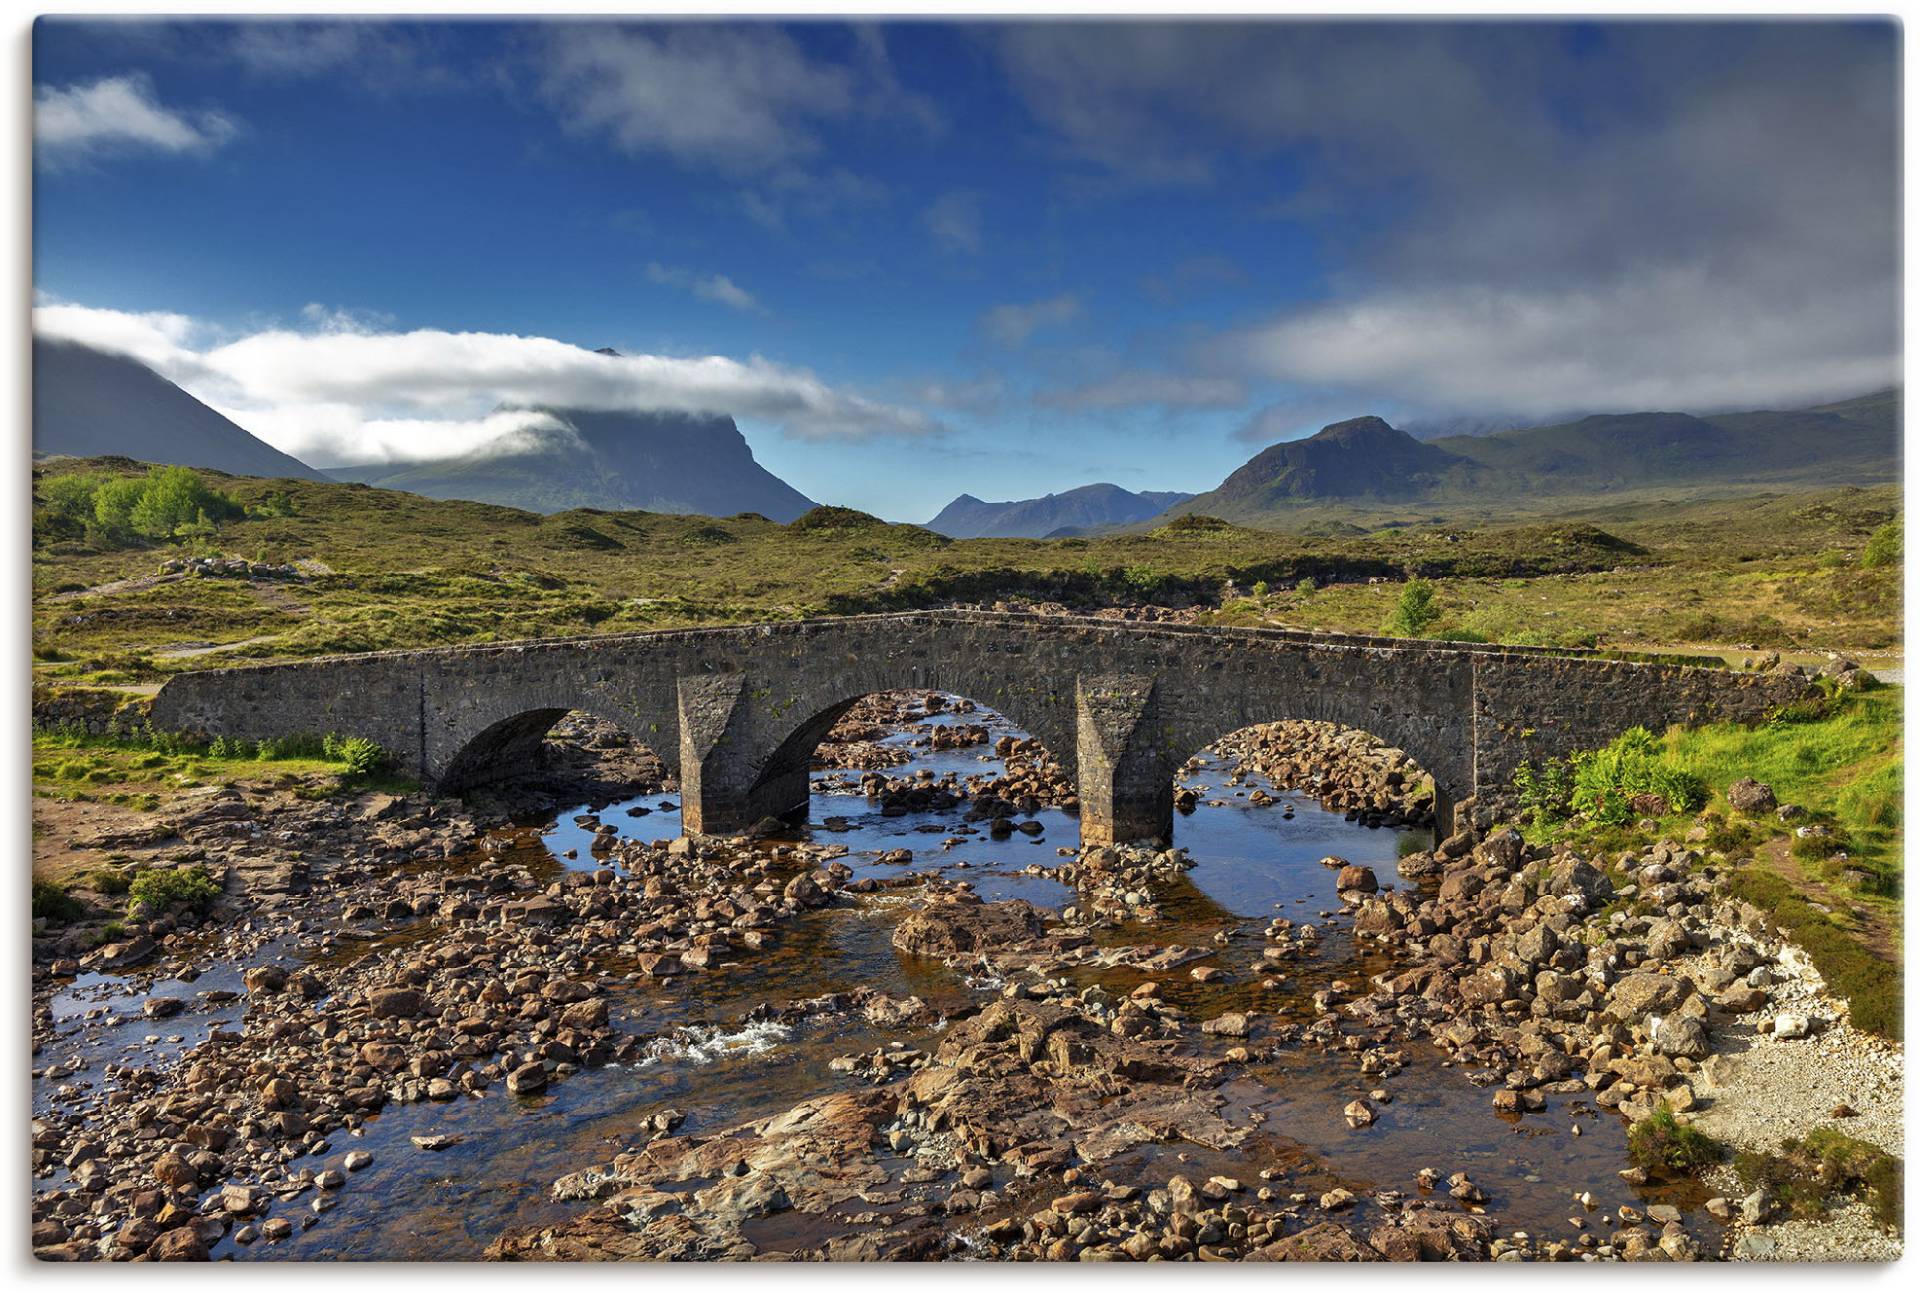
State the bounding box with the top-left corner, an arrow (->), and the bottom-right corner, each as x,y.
30,458 -> 1900,681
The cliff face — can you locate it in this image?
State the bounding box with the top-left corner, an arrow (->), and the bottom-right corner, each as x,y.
331,406 -> 818,520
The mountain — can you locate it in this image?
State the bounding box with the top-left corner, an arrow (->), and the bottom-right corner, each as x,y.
331,406 -> 818,521
1190,416 -> 1483,517
32,337 -> 327,481
925,483 -> 1195,538
1171,392 -> 1900,527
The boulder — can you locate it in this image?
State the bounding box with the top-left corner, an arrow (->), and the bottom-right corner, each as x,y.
892,900 -> 1047,956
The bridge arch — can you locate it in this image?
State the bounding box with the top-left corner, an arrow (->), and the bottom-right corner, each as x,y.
430,678 -> 676,795
717,674 -> 1077,829
1176,718 -> 1440,831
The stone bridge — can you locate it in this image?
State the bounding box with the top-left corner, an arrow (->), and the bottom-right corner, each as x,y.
150,611 -> 1807,845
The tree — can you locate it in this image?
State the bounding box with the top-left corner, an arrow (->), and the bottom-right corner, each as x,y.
1383,578 -> 1440,637
91,477 -> 146,533
39,473 -> 98,521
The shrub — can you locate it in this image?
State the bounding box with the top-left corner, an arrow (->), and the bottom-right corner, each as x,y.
33,880 -> 85,923
77,466 -> 242,544
1736,1128 -> 1903,1231
329,735 -> 391,777
92,476 -> 148,533
1628,1102 -> 1722,1175
1512,757 -> 1576,824
39,473 -> 100,521
1861,518 -> 1901,568
1295,577 -> 1317,596
1383,578 -> 1440,637
126,865 -> 221,920
82,866 -> 133,895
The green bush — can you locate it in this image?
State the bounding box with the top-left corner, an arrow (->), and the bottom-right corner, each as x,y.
40,473 -> 101,522
76,466 -> 242,544
1568,727 -> 1706,825
125,865 -> 221,920
328,735 -> 391,777
1512,757 -> 1577,823
33,880 -> 85,923
1383,578 -> 1440,637
1628,1102 -> 1722,1175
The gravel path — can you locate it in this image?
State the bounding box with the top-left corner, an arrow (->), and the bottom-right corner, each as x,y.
1690,943 -> 1903,1158
1687,931 -> 1904,1261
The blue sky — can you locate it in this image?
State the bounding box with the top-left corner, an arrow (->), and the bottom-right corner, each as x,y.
33,18 -> 1899,519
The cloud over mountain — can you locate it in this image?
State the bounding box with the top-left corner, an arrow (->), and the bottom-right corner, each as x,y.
33,301 -> 940,466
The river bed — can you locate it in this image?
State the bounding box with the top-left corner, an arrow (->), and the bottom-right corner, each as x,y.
33,694 -> 1719,1260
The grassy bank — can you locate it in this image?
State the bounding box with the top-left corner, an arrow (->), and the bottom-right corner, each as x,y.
32,723 -> 410,816
1517,687 -> 1903,1038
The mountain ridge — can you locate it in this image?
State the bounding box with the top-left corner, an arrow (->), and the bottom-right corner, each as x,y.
1165,391 -> 1900,528
926,482 -> 1195,538
328,406 -> 818,520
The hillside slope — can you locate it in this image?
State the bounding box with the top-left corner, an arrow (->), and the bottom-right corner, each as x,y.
32,337 -> 327,482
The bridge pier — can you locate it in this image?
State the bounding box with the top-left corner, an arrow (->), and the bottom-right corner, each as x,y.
1074,673 -> 1176,848
674,673 -> 794,835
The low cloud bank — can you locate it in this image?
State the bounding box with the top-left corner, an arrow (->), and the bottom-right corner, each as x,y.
34,302 -> 939,465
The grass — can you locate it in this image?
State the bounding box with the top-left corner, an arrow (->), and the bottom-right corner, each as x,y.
1664,687 -> 1903,887
31,724 -> 413,810
29,459 -> 1900,667
1735,1127 -> 1904,1232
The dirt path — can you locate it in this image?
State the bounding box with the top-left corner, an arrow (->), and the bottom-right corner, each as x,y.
51,570 -> 186,601
1754,835 -> 1901,967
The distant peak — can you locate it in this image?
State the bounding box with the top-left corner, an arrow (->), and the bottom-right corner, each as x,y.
593,346 -> 621,358
1311,415 -> 1399,439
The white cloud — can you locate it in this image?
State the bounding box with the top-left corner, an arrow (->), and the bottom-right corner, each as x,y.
34,301 -> 940,466
32,301 -> 203,372
645,263 -> 766,314
1230,271 -> 1900,419
980,294 -> 1082,348
1037,372 -> 1245,411
538,24 -> 853,177
35,74 -> 238,163
922,190 -> 982,255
